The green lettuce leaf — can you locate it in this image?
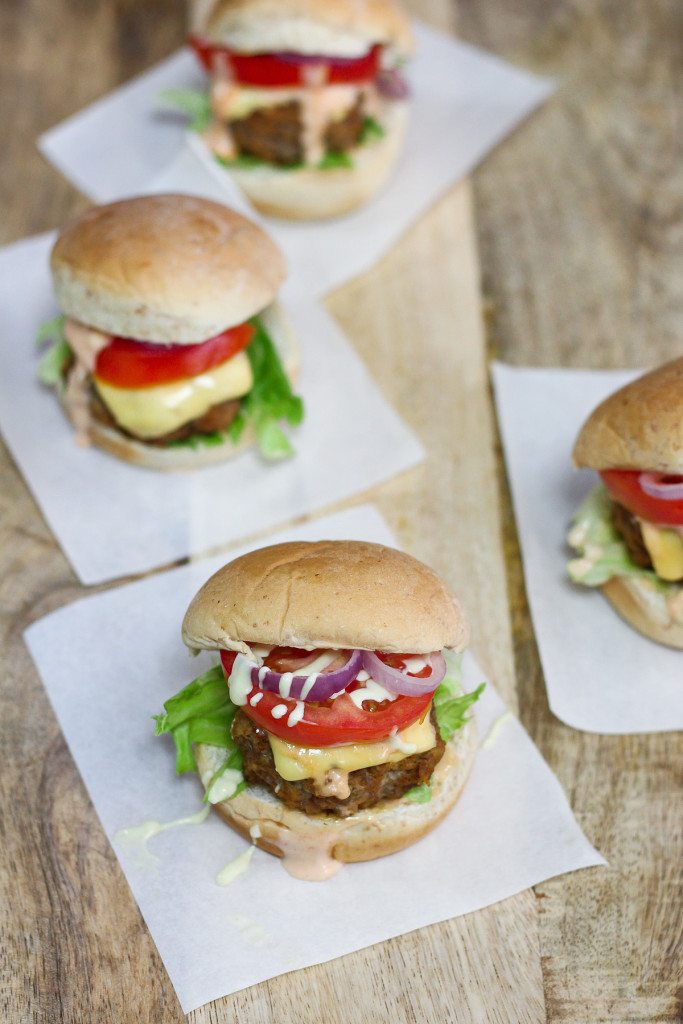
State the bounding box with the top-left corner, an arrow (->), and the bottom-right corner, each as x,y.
567,485 -> 661,587
36,315 -> 71,388
236,315 -> 304,460
404,783 -> 432,804
359,116 -> 385,143
317,150 -> 353,170
433,653 -> 484,742
157,87 -> 213,132
154,665 -> 242,778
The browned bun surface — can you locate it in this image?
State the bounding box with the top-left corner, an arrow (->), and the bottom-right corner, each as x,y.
201,0 -> 414,59
602,577 -> 683,650
196,716 -> 477,867
573,358 -> 683,473
182,539 -> 469,654
51,194 -> 286,344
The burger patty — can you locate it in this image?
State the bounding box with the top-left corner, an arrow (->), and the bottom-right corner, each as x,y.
229,97 -> 365,166
612,500 -> 653,569
88,385 -> 241,446
232,707 -> 445,817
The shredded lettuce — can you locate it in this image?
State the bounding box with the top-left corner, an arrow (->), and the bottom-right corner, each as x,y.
433,653 -> 485,743
567,485 -> 662,587
36,314 -> 71,387
157,87 -> 213,132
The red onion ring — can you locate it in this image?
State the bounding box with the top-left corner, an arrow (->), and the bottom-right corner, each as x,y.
376,69 -> 410,100
252,649 -> 362,702
361,651 -> 446,697
639,472 -> 683,501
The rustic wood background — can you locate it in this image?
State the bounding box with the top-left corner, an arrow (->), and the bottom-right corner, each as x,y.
1,1 -> 681,1022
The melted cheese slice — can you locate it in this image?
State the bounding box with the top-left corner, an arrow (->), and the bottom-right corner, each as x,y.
269,716 -> 437,784
94,352 -> 253,439
213,82 -> 359,123
640,521 -> 683,581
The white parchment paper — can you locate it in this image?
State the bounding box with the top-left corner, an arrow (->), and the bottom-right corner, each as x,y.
0,232 -> 423,584
492,363 -> 683,735
39,21 -> 554,298
24,505 -> 604,1014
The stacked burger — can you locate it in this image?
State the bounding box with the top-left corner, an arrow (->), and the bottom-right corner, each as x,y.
169,0 -> 414,218
37,194 -> 303,468
155,540 -> 483,879
568,358 -> 683,648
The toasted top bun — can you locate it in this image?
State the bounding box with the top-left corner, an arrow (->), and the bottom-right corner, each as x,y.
573,358 -> 683,473
201,0 -> 414,60
50,194 -> 286,344
182,540 -> 469,654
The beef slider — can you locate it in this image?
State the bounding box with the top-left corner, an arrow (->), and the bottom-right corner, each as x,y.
232,706 -> 445,818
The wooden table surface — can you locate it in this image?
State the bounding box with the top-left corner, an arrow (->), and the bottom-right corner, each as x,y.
1,2 -> 681,1022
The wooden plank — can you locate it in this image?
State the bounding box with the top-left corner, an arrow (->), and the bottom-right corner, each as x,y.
452,2 -> 683,1022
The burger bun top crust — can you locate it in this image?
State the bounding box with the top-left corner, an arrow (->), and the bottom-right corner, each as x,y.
182,539 -> 469,655
50,194 -> 286,344
573,358 -> 683,473
201,0 -> 414,60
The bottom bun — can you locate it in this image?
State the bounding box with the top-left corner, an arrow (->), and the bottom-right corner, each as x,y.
196,717 -> 477,880
217,101 -> 408,221
60,303 -> 299,471
602,576 -> 683,650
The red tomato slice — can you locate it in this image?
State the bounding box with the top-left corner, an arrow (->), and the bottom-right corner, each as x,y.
94,322 -> 254,389
189,37 -> 381,87
220,650 -> 432,746
601,469 -> 683,526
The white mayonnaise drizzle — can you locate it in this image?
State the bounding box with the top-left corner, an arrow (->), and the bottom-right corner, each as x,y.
388,726 -> 417,755
403,656 -> 429,674
482,711 -> 513,750
271,704 -> 288,719
249,691 -> 264,707
114,806 -> 210,868
348,678 -> 397,709
207,767 -> 243,804
215,846 -> 254,887
228,654 -> 256,706
287,701 -> 305,728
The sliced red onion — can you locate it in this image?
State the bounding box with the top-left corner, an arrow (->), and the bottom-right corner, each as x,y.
639,472 -> 683,501
252,649 -> 362,702
361,651 -> 446,697
376,69 -> 410,100
274,50 -> 371,68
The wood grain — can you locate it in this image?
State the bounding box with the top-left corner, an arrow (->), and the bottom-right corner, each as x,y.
0,0 -> 681,1022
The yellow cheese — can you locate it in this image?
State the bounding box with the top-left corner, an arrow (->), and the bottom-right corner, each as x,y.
269,716 -> 437,783
213,82 -> 359,123
93,352 -> 253,439
640,521 -> 683,582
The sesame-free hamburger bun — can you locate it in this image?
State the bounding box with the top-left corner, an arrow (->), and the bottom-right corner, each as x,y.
182,539 -> 470,655
573,358 -> 683,474
50,193 -> 287,344
200,0 -> 414,60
